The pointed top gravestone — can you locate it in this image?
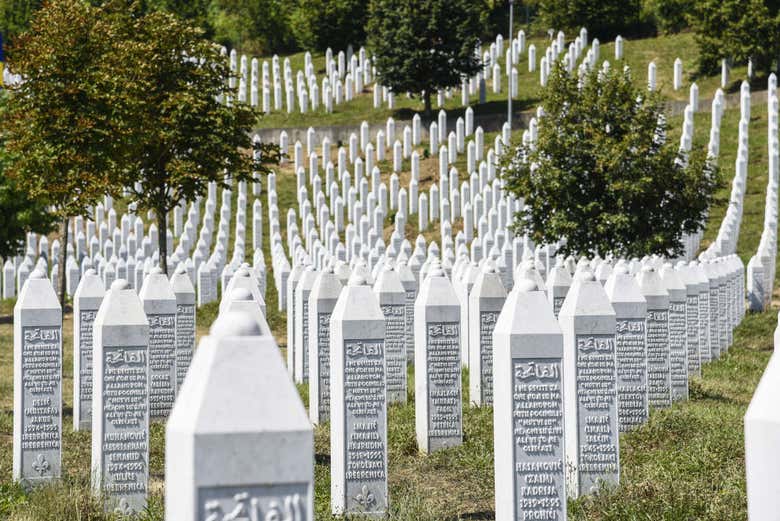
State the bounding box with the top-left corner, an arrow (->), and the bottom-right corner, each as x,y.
171,266 -> 196,390
223,288 -> 273,336
166,311 -> 314,521
14,270 -> 62,485
73,269 -> 105,431
468,263 -> 507,406
637,266 -> 671,409
660,264 -> 689,402
373,264 -> 408,404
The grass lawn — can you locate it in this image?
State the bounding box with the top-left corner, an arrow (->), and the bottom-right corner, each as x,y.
0,51 -> 776,521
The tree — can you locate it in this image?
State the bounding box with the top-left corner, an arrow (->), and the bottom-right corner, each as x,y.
366,0 -> 484,117
116,7 -> 279,274
500,63 -> 721,258
0,0 -> 42,42
209,0 -> 296,55
689,0 -> 780,76
536,0 -> 642,41
290,0 -> 367,53
2,0 -> 136,304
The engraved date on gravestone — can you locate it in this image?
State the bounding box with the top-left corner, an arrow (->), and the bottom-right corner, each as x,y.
175,305 -> 195,386
668,302 -> 688,401
344,339 -> 387,514
512,358 -> 565,520
148,314 -> 176,418
479,311 -> 498,404
102,347 -> 148,513
382,304 -> 406,401
317,313 -> 331,418
426,322 -> 462,447
615,319 -> 647,431
646,310 -> 671,408
79,310 -> 97,423
21,326 -> 62,481
575,335 -> 619,496
198,483 -> 308,521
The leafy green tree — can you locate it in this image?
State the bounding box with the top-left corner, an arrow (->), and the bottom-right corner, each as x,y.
643,0 -> 693,34
116,7 -> 279,273
0,0 -> 42,41
209,0 -> 296,54
290,0 -> 367,52
367,0 -> 484,117
536,0 -> 642,40
500,63 -> 721,258
2,0 -> 136,303
689,0 -> 780,76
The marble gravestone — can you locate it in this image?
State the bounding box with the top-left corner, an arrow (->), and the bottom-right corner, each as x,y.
308,263 -> 343,424
604,266 -> 648,432
330,274 -> 388,517
295,266 -> 318,384
468,263 -> 507,407
14,270 -> 62,485
223,288 -> 273,337
493,278 -> 566,521
140,267 -> 178,420
286,263 -> 304,378
660,264 -> 688,402
637,266 -> 672,409
559,271 -> 619,498
395,259 -> 417,362
373,264 -> 408,404
73,269 -> 106,431
166,312 -> 314,521
675,262 -> 701,379
91,280 -> 150,515
415,264 -> 463,453
171,266 -> 196,390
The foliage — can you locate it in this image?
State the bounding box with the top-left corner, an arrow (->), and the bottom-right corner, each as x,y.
0,0 -> 42,41
209,0 -> 296,55
114,6 -> 279,272
689,0 -> 780,76
500,63 -> 722,258
289,0 -> 367,53
366,0 -> 484,117
643,0 -> 692,34
536,0 -> 642,40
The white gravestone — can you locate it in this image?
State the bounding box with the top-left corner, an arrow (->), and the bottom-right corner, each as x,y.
295,266 -> 318,384
308,264 -> 343,425
560,272 -> 619,498
373,264 -> 408,404
493,278 -> 566,521
171,266 -> 196,390
330,274 -> 388,517
415,264 -> 463,453
73,269 -> 105,431
638,266 -> 671,409
13,270 -> 62,485
395,260 -> 417,362
140,267 -> 178,420
166,312 -> 314,521
91,279 -> 150,514
660,264 -> 688,402
605,266 -> 648,432
468,263 -> 507,406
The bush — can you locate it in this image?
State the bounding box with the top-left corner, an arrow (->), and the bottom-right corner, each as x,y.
643,0 -> 693,34
209,0 -> 296,55
537,0 -> 643,40
289,0 -> 367,53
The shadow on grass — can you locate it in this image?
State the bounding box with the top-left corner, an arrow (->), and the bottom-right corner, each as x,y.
444,510 -> 495,521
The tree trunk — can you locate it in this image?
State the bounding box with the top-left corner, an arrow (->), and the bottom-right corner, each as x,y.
424,90 -> 432,120
157,209 -> 168,276
59,217 -> 69,313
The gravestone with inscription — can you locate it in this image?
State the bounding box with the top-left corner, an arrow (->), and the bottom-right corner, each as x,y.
373,264 -> 408,404
675,262 -> 701,378
604,266 -> 648,432
660,264 -> 688,402
637,266 -> 671,409
415,264 -> 463,453
559,271 -> 619,498
140,267 -> 178,420
468,263 -> 507,407
13,270 -> 62,485
286,263 -> 304,377
295,266 -> 317,384
308,263 -> 343,425
171,266 -> 196,391
395,259 -> 417,362
91,279 -> 150,514
546,259 -> 572,319
166,312 -> 314,521
330,274 -> 388,517
690,261 -> 712,366
73,269 -> 105,431
493,278 -> 566,521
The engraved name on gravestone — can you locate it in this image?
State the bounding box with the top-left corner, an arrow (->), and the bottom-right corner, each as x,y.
166,312 -> 314,521
494,278 -> 566,521
469,264 -> 507,407
14,271 -> 62,485
638,266 -> 671,409
74,269 -> 105,431
605,266 -> 648,432
308,264 -> 342,425
91,280 -> 150,514
395,260 -> 417,362
140,267 -> 177,420
374,265 -> 407,404
330,275 -> 388,517
561,272 -> 619,498
660,264 -> 688,402
171,266 -> 196,390
415,265 -> 463,453
676,262 -> 701,378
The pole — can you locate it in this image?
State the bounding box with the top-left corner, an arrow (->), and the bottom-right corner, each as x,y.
508,0 -> 514,130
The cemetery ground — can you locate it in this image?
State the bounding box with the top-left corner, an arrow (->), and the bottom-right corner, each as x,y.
0,35 -> 775,521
